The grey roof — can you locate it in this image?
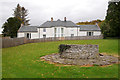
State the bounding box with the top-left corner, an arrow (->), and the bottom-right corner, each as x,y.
18,26 -> 37,32
78,25 -> 101,31
38,19 -> 77,28
18,20 -> 101,32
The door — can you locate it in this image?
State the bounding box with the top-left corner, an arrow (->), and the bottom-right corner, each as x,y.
87,32 -> 93,36
26,33 -> 31,39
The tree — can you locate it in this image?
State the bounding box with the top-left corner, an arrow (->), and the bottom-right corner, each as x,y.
21,7 -> 30,25
76,19 -> 103,25
13,4 -> 21,19
105,1 -> 120,37
13,4 -> 30,26
100,20 -> 110,38
2,17 -> 21,38
100,1 -> 120,38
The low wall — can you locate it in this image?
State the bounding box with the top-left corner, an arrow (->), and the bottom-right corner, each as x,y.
2,35 -> 103,48
59,44 -> 99,59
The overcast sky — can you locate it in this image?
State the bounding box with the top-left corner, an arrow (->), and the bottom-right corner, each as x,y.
0,0 -> 109,34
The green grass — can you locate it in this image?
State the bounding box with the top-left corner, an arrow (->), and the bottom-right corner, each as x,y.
2,39 -> 119,78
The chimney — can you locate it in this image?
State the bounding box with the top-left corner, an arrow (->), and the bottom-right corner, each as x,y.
21,23 -> 23,27
51,17 -> 53,22
95,22 -> 98,26
64,17 -> 66,21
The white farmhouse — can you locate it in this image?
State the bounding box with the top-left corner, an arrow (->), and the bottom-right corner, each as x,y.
17,17 -> 101,39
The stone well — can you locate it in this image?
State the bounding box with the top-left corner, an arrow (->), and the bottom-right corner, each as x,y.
59,44 -> 99,59
40,44 -> 119,66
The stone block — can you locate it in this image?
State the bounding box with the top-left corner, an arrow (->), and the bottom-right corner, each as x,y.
59,44 -> 99,59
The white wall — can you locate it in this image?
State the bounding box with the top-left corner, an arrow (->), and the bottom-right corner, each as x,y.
38,27 -> 79,38
93,31 -> 101,36
17,33 -> 24,38
78,31 -> 101,36
64,27 -> 78,37
38,28 -> 54,38
18,32 -> 39,39
46,28 -> 54,38
31,33 -> 39,39
78,31 -> 87,36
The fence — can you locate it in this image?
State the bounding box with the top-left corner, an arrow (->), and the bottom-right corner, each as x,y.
2,35 -> 103,48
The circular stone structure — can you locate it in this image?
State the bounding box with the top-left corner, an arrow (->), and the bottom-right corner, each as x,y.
40,44 -> 119,66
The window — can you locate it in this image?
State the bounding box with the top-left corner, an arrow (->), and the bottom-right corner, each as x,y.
87,32 -> 93,36
43,28 -> 46,32
71,34 -> 74,37
30,33 -> 31,38
61,28 -> 64,37
54,34 -> 56,37
54,28 -> 57,33
79,28 -> 81,31
61,34 -> 63,37
43,34 -> 46,38
54,28 -> 57,37
61,28 -> 63,33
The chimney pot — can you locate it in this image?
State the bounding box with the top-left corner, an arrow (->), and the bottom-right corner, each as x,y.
21,23 -> 23,27
64,17 -> 66,21
51,17 -> 53,22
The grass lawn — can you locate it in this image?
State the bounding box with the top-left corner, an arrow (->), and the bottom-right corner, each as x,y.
2,39 -> 119,78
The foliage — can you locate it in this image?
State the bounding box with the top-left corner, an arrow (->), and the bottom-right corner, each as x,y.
13,4 -> 30,26
100,20 -> 110,38
2,17 -> 21,38
2,39 -> 119,78
76,19 -> 103,25
13,4 -> 21,19
2,3 -> 30,37
100,1 -> 120,38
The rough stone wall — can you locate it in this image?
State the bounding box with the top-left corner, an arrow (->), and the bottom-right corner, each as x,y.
60,44 -> 99,59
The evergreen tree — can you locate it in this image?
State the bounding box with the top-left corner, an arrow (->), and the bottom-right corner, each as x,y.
105,1 -> 120,37
13,4 -> 21,19
100,1 -> 120,38
21,7 -> 30,25
2,17 -> 21,38
13,4 -> 30,26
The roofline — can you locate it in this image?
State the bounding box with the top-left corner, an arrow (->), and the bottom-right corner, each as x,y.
96,24 -> 100,29
38,26 -> 78,28
80,30 -> 101,31
39,20 -> 77,28
18,25 -> 23,32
